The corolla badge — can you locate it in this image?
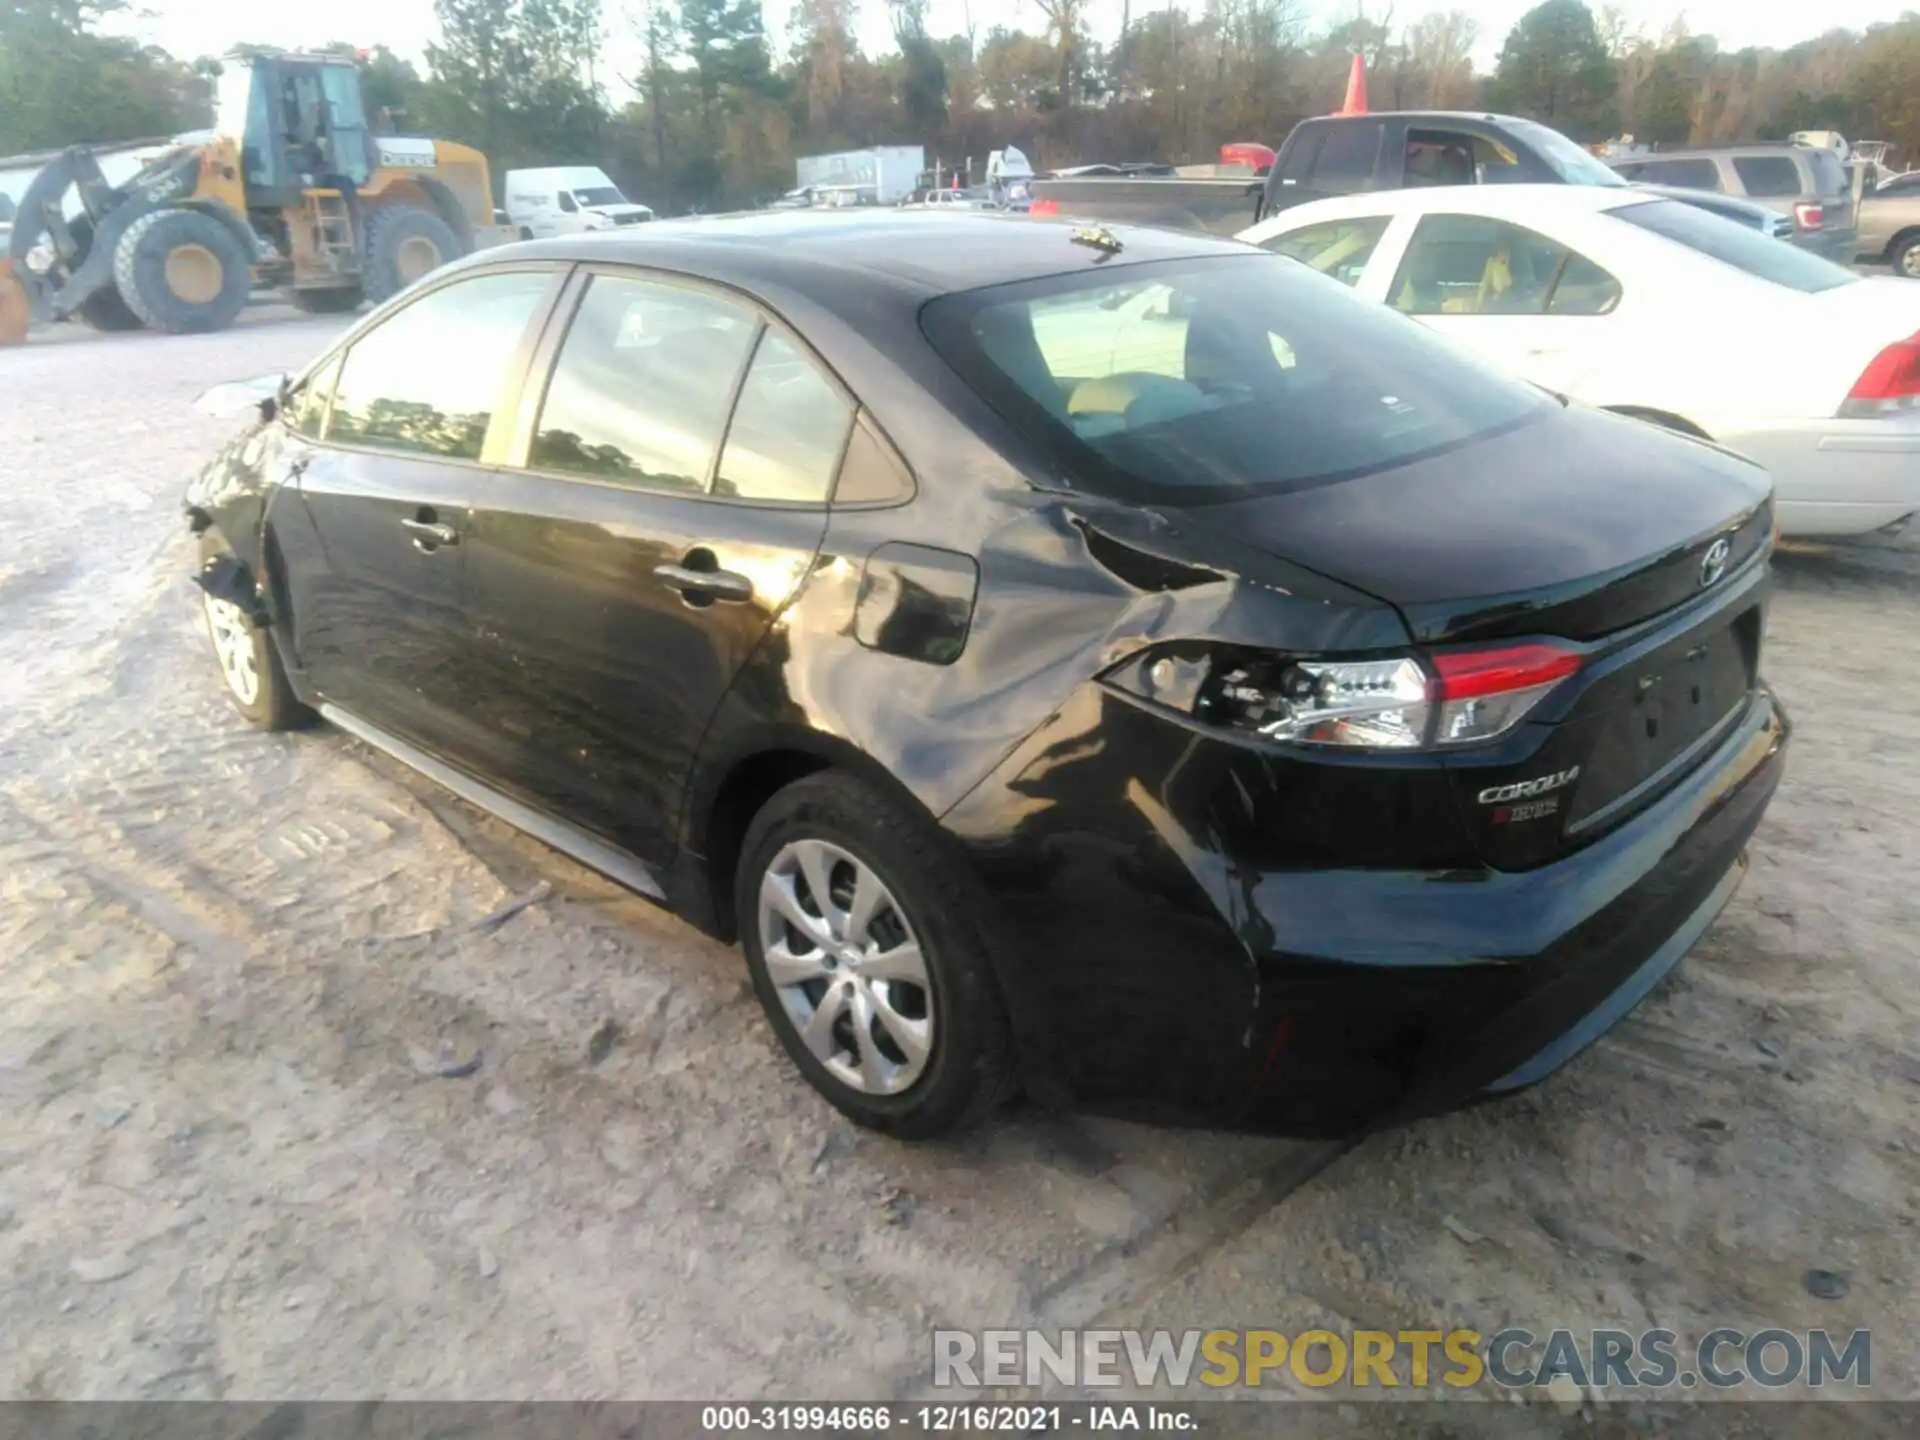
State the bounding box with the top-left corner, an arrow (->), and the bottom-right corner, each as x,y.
1478,766 -> 1581,805
1700,537 -> 1732,588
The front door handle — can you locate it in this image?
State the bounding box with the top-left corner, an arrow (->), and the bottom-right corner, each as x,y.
402,517 -> 460,547
654,563 -> 753,604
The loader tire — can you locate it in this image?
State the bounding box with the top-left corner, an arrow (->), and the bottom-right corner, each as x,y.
113,208 -> 251,335
361,206 -> 462,304
289,286 -> 364,315
75,286 -> 144,331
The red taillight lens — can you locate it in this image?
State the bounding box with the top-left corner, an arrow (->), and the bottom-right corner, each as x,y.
1029,198 -> 1060,217
1793,201 -> 1824,230
1428,642 -> 1582,746
1431,643 -> 1584,700
1840,333 -> 1920,418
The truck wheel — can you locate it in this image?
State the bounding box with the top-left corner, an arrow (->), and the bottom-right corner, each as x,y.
1893,234 -> 1920,280
289,286 -> 364,315
361,206 -> 462,303
75,287 -> 145,331
113,208 -> 252,334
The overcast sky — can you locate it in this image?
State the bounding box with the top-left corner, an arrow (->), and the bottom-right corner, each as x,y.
111,0 -> 1900,97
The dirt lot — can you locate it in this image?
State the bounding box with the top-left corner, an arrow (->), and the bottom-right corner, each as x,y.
0,315 -> 1914,1421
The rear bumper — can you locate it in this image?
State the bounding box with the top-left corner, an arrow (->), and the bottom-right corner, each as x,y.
1717,415 -> 1920,536
951,684 -> 1789,1137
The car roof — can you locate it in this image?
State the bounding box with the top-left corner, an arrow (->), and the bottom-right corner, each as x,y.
1295,110 -> 1539,127
482,210 -> 1255,297
1272,184 -> 1650,225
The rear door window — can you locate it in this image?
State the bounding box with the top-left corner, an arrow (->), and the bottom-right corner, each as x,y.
1259,215 -> 1392,286
529,274 -> 759,493
1310,122 -> 1385,190
1732,155 -> 1801,197
325,269 -> 552,459
1634,158 -> 1723,191
1388,215 -> 1620,317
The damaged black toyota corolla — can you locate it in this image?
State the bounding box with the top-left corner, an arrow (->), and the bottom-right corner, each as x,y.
185,211 -> 1788,1139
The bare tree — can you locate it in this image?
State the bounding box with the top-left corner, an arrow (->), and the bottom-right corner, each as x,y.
1028,0 -> 1084,103
1403,9 -> 1477,109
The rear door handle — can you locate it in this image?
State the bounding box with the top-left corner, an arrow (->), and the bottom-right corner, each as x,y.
654,563 -> 753,604
402,517 -> 460,547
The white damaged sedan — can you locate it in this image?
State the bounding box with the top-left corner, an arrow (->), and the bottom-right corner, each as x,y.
1239,185 -> 1920,538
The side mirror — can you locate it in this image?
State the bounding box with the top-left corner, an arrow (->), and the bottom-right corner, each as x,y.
261,372 -> 291,423
195,371 -> 290,420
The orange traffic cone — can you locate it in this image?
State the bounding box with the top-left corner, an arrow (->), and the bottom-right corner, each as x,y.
1336,54 -> 1369,116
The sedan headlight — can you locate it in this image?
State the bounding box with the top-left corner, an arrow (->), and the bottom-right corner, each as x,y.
1103,641 -> 1582,751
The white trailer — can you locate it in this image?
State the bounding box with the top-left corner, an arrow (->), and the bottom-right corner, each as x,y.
794,146 -> 925,206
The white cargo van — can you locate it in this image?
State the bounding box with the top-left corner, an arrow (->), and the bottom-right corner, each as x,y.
503,167 -> 653,238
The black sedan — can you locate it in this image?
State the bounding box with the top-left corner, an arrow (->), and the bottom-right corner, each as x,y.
185,211 -> 1788,1139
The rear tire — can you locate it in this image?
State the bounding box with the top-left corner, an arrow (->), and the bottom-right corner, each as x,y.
289,286 -> 364,315
736,772 -> 1015,1139
113,208 -> 252,334
1892,234 -> 1920,280
361,206 -> 462,303
197,536 -> 310,732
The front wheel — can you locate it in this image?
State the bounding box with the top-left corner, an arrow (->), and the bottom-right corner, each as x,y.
197,538 -> 309,731
113,208 -> 252,334
736,773 -> 1015,1139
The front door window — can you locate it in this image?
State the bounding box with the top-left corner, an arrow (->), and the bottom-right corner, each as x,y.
1389,214 -> 1621,317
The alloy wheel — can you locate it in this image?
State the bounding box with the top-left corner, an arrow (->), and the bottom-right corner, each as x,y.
757,838 -> 934,1095
203,593 -> 260,706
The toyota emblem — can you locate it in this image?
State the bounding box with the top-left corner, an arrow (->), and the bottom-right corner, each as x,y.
1699,537 -> 1732,588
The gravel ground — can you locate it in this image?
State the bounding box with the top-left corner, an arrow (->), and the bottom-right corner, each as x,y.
0,315 -> 1913,1423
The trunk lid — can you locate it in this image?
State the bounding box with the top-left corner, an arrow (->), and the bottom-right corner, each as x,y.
1185,405 -> 1772,645
1183,404 -> 1775,863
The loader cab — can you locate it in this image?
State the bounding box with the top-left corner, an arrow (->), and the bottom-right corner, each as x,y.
214,52 -> 374,208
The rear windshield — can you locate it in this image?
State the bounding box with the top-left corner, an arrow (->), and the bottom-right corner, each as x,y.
1612,198 -> 1858,293
921,254 -> 1551,506
1505,118 -> 1629,187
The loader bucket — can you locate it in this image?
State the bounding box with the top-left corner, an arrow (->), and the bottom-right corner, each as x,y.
0,261 -> 29,345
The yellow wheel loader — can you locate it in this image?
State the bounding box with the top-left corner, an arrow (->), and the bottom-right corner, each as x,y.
0,48 -> 502,345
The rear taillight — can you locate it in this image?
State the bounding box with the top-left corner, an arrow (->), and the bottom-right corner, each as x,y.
1104,641 -> 1582,750
1793,201 -> 1824,230
1839,332 -> 1920,419
1429,643 -> 1583,745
